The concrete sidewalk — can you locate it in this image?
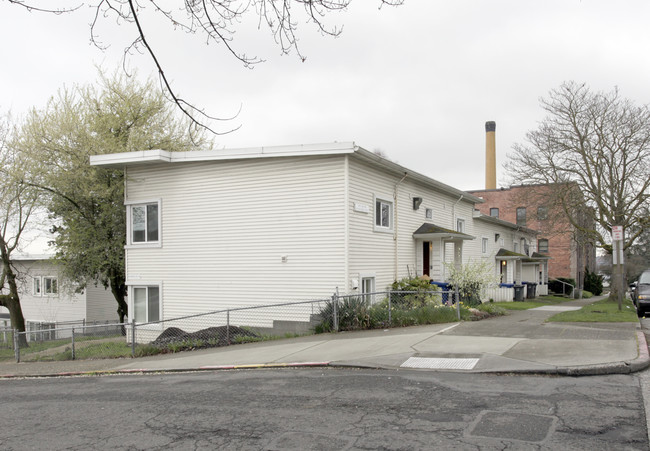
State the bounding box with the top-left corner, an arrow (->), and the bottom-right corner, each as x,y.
1,296 -> 648,378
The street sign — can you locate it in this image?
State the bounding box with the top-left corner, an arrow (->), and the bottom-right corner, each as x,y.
612,225 -> 623,241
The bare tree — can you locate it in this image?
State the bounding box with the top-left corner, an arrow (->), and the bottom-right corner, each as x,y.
7,0 -> 403,133
506,81 -> 650,302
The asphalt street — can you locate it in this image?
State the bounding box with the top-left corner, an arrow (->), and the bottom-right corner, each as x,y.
0,368 -> 647,450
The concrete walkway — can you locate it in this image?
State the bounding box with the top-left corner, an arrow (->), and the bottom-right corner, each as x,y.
0,296 -> 647,378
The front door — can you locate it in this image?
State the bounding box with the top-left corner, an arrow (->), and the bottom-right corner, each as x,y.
423,241 -> 431,277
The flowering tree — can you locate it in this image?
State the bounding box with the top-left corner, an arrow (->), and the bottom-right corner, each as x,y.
444,260 -> 500,307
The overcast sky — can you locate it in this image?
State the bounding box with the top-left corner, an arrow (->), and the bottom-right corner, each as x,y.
2,1 -> 650,191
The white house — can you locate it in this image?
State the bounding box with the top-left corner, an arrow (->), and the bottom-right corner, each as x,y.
0,255 -> 118,334
90,142 -> 545,333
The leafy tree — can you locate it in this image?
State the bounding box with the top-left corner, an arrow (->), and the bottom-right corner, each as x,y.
506,82 -> 650,303
16,71 -> 211,324
7,0 -> 403,132
0,114 -> 39,345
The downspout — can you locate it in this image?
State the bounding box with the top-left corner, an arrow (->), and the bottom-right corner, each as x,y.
452,194 -> 464,229
449,194 -> 464,276
394,173 -> 408,281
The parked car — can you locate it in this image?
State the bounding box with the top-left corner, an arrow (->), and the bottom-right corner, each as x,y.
633,270 -> 650,317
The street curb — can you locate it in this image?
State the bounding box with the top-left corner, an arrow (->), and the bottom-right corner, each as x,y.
482,329 -> 650,377
0,362 -> 332,379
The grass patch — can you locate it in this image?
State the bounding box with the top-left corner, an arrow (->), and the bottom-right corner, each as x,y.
491,295 -> 576,311
547,297 -> 638,323
475,303 -> 507,316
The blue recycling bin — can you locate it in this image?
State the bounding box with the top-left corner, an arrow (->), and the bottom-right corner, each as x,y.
430,281 -> 451,305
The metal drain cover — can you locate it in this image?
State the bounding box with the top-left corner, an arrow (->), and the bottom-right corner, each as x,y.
467,411 -> 557,443
400,357 -> 479,370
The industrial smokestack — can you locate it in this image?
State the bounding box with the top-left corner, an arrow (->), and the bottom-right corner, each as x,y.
485,121 -> 496,189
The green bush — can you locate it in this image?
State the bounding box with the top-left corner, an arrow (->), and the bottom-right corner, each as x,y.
390,278 -> 441,309
584,268 -> 604,295
316,296 -> 370,332
582,290 -> 593,298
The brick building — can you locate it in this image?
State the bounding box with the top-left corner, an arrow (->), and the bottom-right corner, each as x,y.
468,184 -> 596,290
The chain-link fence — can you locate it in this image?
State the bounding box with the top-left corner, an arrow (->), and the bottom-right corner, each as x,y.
6,288 -> 463,363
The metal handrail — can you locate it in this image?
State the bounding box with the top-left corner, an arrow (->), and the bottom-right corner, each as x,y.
550,278 -> 575,297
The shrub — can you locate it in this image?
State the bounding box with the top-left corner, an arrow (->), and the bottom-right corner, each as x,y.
582,290 -> 593,299
584,268 -> 604,295
316,296 -> 370,332
390,277 -> 442,309
444,260 -> 500,307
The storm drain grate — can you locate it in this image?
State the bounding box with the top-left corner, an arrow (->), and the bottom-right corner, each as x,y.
400,357 -> 479,370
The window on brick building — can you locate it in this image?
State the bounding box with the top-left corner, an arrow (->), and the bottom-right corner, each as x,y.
538,238 -> 549,253
516,207 -> 526,226
537,206 -> 548,220
489,208 -> 499,218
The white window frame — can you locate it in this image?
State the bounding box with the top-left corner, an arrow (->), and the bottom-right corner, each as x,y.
359,272 -> 376,304
482,237 -> 489,254
126,199 -> 162,248
513,242 -> 519,253
33,277 -> 42,296
129,283 -> 163,328
425,208 -> 433,220
374,195 -> 393,233
43,276 -> 58,296
456,218 -> 466,233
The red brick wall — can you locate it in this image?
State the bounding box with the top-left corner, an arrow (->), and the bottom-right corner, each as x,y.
468,186 -> 576,280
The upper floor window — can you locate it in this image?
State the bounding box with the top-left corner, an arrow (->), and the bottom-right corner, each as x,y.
456,218 -> 466,233
44,277 -> 58,295
489,208 -> 499,218
33,276 -> 58,296
537,206 -> 548,220
482,237 -> 488,254
516,207 -> 527,226
128,201 -> 161,246
425,208 -> 433,220
375,197 -> 393,231
33,277 -> 42,296
538,238 -> 549,253
513,242 -> 519,253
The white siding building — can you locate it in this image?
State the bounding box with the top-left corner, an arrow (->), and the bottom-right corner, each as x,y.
91,142 -> 545,328
0,256 -> 117,331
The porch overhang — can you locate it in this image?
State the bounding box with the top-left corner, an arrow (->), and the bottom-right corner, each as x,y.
413,223 -> 475,242
495,248 -> 528,261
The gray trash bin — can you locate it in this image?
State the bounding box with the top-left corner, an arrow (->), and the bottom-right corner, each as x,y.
513,285 -> 525,302
525,282 -> 537,299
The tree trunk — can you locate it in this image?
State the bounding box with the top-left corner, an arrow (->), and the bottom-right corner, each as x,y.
109,269 -> 128,335
0,257 -> 28,347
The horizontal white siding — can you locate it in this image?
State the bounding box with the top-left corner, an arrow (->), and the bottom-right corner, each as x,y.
347,157 -> 478,290
125,156 -> 346,319
8,261 -> 86,323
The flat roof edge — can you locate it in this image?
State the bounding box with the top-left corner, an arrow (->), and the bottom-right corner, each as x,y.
90,142 -> 356,168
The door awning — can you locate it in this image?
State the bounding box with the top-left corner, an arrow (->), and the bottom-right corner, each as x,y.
413,223 -> 475,241
496,248 -> 551,262
495,248 -> 528,260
